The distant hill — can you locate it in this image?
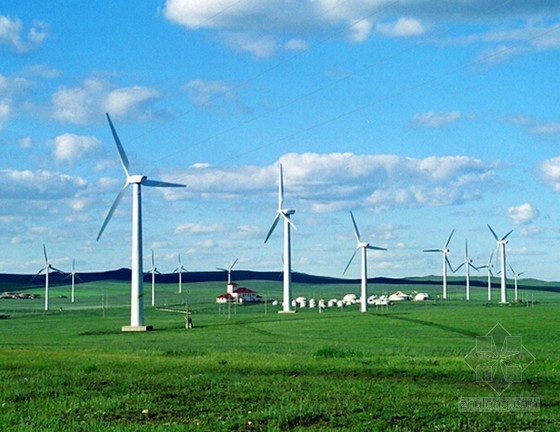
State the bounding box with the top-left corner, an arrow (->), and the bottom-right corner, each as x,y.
1,269 -> 559,293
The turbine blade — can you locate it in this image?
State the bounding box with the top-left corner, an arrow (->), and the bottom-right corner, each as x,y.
469,263 -> 479,272
488,249 -> 494,265
280,212 -> 296,230
31,266 -> 47,281
343,248 -> 359,275
106,113 -> 130,177
349,211 -> 361,243
278,164 -> 284,210
454,262 -> 465,273
43,244 -> 48,264
216,267 -> 228,272
97,184 -> 128,241
445,256 -> 454,273
151,250 -> 155,267
465,240 -> 469,258
264,214 -> 280,243
502,229 -> 513,241
443,229 -> 455,249
143,178 -> 185,188
366,245 -> 387,251
50,265 -> 64,274
423,248 -> 442,253
231,257 -> 239,270
487,224 -> 499,241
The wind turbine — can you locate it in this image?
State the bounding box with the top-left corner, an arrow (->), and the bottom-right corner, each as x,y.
343,211 -> 387,313
509,264 -> 524,302
63,259 -> 82,303
146,250 -> 161,307
454,240 -> 479,301
173,254 -> 188,294
217,258 -> 238,284
32,244 -> 63,311
264,164 -> 296,314
487,225 -> 513,304
477,249 -> 495,302
423,229 -> 454,300
96,113 -> 185,331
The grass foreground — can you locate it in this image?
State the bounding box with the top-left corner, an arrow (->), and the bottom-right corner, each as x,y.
0,279 -> 558,431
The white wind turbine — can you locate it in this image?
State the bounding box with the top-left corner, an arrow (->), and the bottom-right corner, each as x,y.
264,164 -> 296,314
147,250 -> 161,307
63,259 -> 82,303
509,264 -> 524,302
96,113 -> 185,331
32,244 -> 64,311
173,254 -> 188,294
423,229 -> 454,300
454,240 -> 479,301
343,211 -> 387,313
487,225 -> 513,304
478,249 -> 495,302
217,258 -> 238,284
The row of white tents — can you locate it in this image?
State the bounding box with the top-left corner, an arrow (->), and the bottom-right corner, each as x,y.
270,291 -> 431,309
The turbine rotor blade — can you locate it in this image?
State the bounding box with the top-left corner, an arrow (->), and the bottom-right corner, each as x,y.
231,258 -> 239,271
97,184 -> 129,241
443,229 -> 455,249
445,256 -> 454,273
216,267 -> 228,272
366,245 -> 387,251
106,113 -> 130,177
487,224 -> 499,241
278,164 -> 284,210
280,212 -> 296,230
423,248 -> 442,253
502,229 -> 514,241
43,244 -> 48,264
143,178 -> 185,188
349,211 -> 361,243
454,262 -> 465,273
264,214 -> 280,243
343,247 -> 359,275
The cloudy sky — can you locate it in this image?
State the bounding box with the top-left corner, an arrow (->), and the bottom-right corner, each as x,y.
2,1 -> 560,282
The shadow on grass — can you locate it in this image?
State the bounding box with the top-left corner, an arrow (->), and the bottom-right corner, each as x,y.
376,313 -> 479,338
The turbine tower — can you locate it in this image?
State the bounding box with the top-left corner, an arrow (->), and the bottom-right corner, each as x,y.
423,229 -> 454,300
217,258 -> 239,284
147,250 -> 161,307
509,264 -> 524,302
479,249 -> 495,302
264,164 -> 296,314
454,240 -> 478,301
343,211 -> 387,313
173,254 -> 187,294
487,225 -> 513,304
32,244 -> 63,311
63,258 -> 82,303
97,113 -> 185,331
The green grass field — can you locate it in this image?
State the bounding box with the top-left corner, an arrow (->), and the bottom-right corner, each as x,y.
0,278 -> 558,431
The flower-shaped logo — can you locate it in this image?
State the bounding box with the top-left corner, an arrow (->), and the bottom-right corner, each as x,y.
464,323 -> 535,395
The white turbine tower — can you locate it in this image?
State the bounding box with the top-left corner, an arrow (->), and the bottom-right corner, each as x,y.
423,229 -> 454,300
264,164 -> 296,314
32,244 -> 63,311
63,259 -> 82,304
147,250 -> 161,307
478,249 -> 495,302
96,114 -> 185,331
217,258 -> 238,284
454,240 -> 478,301
487,225 -> 513,304
509,264 -> 524,302
174,254 -> 188,294
343,211 -> 387,313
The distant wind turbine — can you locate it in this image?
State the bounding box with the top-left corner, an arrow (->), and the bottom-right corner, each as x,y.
487,225 -> 513,304
423,229 -> 455,300
147,250 -> 161,307
174,254 -> 188,294
264,164 -> 296,314
454,240 -> 479,301
63,259 -> 82,303
217,258 -> 238,284
96,113 -> 185,331
509,264 -> 524,302
343,211 -> 387,313
477,249 -> 495,302
32,244 -> 63,311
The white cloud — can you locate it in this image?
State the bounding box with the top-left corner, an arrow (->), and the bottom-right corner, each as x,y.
51,78 -> 162,124
528,122 -> 560,136
164,152 -> 499,212
507,203 -> 539,225
412,111 -> 461,128
175,222 -> 225,235
0,15 -> 48,53
0,169 -> 87,200
49,133 -> 102,166
539,157 -> 560,192
376,18 -> 426,37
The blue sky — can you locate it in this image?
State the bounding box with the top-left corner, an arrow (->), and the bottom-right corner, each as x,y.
2,1 -> 560,282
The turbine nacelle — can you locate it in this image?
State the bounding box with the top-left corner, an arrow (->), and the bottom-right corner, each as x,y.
128,174 -> 147,184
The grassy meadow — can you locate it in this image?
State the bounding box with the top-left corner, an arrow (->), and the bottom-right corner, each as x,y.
0,277 -> 558,431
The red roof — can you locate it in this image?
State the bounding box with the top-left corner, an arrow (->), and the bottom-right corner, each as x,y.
233,287 -> 256,294
217,293 -> 234,299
